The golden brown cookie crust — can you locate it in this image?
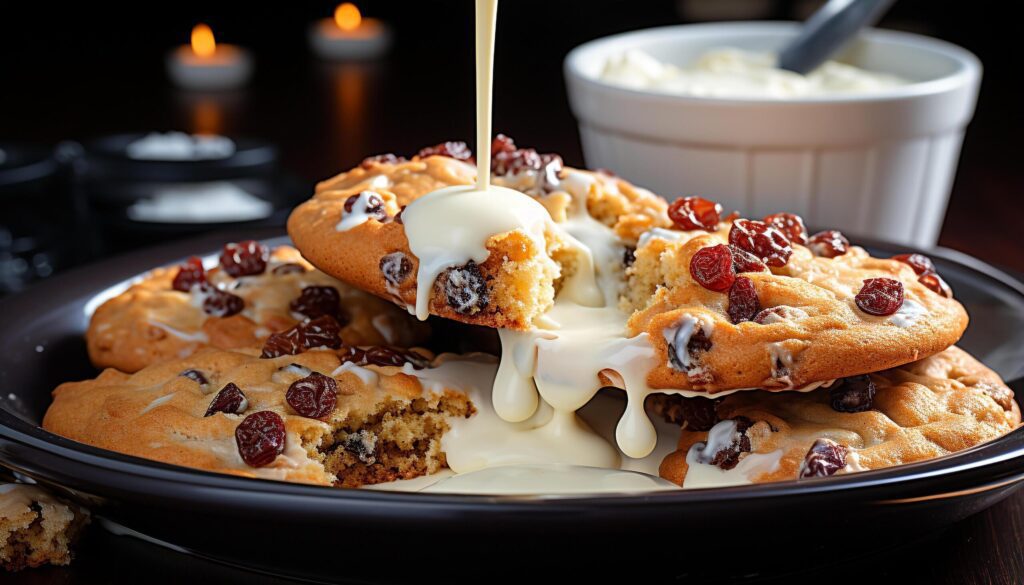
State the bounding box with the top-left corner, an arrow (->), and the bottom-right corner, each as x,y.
86,245 -> 429,373
658,346 -> 1020,486
43,347 -> 472,486
1,485 -> 89,571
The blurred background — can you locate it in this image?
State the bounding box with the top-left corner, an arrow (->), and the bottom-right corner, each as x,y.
1,0 -> 1020,295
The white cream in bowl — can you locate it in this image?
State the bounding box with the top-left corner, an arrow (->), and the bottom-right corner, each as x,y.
599,48 -> 909,99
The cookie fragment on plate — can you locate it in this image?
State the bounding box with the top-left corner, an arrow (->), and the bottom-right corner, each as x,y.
87,244 -> 429,373
656,346 -> 1020,487
1,485 -> 90,571
43,346 -> 479,488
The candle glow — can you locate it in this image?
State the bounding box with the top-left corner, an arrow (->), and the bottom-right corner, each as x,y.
191,24 -> 217,58
334,3 -> 362,31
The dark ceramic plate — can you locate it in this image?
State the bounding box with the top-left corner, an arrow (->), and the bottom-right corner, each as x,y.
1,229 -> 1023,583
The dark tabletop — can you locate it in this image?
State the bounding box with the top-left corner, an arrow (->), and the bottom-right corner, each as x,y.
1,1 -> 1022,583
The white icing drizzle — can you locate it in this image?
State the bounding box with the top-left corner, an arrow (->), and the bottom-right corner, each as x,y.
331,361 -> 380,386
335,190 -> 383,231
147,320 -> 209,342
141,393 -> 175,414
637,227 -> 686,248
888,298 -> 928,328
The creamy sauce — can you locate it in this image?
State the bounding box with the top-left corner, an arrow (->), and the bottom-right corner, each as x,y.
682,420 -> 783,488
599,48 -> 909,99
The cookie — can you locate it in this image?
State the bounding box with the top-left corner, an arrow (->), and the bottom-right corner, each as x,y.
87,243 -> 429,373
625,215 -> 968,392
43,345 -> 476,487
288,136 -> 671,329
657,346 -> 1020,487
1,484 -> 90,571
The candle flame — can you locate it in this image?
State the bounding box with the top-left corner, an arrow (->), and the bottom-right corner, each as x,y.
334,3 -> 362,31
191,24 -> 217,58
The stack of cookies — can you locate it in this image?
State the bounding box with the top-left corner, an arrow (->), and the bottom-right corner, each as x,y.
43,135 -> 1020,490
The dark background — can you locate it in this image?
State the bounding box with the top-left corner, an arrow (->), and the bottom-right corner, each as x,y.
2,1 -> 1023,583
1,0 -> 1021,269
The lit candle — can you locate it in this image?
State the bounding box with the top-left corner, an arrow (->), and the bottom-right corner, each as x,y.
308,3 -> 393,60
166,24 -> 253,91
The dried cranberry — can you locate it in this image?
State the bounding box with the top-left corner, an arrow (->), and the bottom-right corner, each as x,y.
829,375 -> 877,413
892,253 -> 936,276
729,220 -> 792,267
172,256 -> 206,292
807,230 -> 849,258
272,263 -> 307,276
290,286 -> 343,321
444,261 -> 489,314
918,273 -> 952,298
180,369 -> 209,386
855,278 -> 904,316
417,141 -> 473,161
202,287 -> 245,318
798,439 -> 848,479
667,196 -> 722,232
234,411 -> 286,468
661,396 -> 719,431
763,212 -> 808,245
380,252 -> 412,287
205,383 -> 249,417
260,316 -> 342,358
360,153 -> 404,168
709,417 -> 753,470
689,245 -> 735,292
286,372 -> 338,419
729,245 -> 767,273
727,276 -> 760,323
299,315 -> 344,350
220,240 -> 269,277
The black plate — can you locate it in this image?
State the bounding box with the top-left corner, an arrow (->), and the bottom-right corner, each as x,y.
2,230 -> 1023,582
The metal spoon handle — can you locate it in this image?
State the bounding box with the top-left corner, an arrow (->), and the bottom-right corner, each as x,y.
778,0 -> 896,75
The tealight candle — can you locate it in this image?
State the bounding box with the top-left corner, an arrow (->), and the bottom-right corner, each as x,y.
308,3 -> 393,60
166,24 -> 253,91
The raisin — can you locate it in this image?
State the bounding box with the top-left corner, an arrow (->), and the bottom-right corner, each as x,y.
444,261 -> 489,314
180,369 -> 209,386
729,219 -> 792,267
260,316 -> 342,358
343,191 -> 387,222
272,263 -> 307,276
172,256 -> 207,292
380,252 -> 412,287
286,372 -> 338,419
667,322 -> 714,385
668,196 -> 722,232
690,244 -> 735,292
829,375 -> 877,412
234,411 -> 286,468
807,230 -> 849,258
855,278 -> 904,316
918,273 -> 952,298
417,141 -> 473,161
661,395 -> 719,431
763,212 -> 808,245
202,286 -> 245,318
339,345 -> 431,370
729,245 -> 767,273
290,286 -> 343,322
220,240 -> 269,277
710,417 -> 753,470
360,153 -> 404,168
205,383 -> 248,417
623,247 -> 636,267
299,315 -> 344,350
798,439 -> 848,479
727,276 -> 760,323
343,430 -> 378,464
892,253 -> 936,276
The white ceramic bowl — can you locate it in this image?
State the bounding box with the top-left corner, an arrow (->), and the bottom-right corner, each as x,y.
564,22 -> 981,247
